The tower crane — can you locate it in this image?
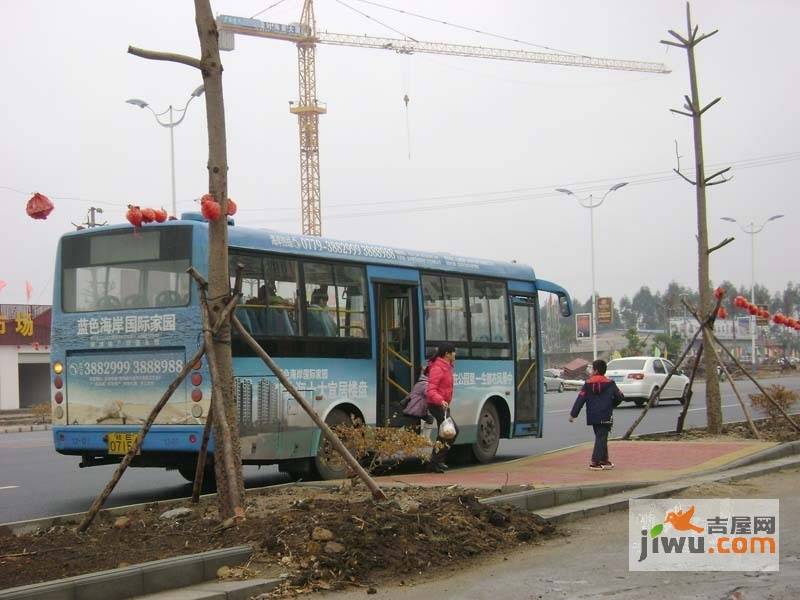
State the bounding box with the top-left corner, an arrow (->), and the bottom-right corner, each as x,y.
217,0 -> 670,236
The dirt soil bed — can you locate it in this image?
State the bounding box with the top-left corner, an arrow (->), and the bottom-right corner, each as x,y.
0,484 -> 558,595
635,415 -> 800,442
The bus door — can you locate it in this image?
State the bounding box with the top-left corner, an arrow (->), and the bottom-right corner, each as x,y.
375,283 -> 418,426
512,297 -> 541,436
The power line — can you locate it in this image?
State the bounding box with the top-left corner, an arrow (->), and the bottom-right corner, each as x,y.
250,0 -> 290,20
333,0 -> 417,41
349,0 -> 587,57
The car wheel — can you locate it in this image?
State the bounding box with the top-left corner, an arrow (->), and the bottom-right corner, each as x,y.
679,384 -> 689,405
471,403 -> 500,464
634,399 -> 646,408
558,382 -> 565,393
314,408 -> 355,480
648,387 -> 661,408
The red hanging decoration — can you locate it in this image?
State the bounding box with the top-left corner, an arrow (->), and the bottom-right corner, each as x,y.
154,208 -> 168,223
714,287 -> 725,300
126,205 -> 143,228
26,192 -> 54,220
141,208 -> 156,224
226,198 -> 238,216
201,195 -> 221,221
748,305 -> 759,316
717,307 -> 728,319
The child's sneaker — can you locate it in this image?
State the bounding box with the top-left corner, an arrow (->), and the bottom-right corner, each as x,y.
601,461 -> 615,470
588,462 -> 603,470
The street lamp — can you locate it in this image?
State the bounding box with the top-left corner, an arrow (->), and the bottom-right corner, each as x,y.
126,84 -> 205,218
556,182 -> 628,360
720,214 -> 785,366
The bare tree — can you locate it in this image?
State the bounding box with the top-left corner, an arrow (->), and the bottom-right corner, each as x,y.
662,2 -> 731,433
129,0 -> 244,518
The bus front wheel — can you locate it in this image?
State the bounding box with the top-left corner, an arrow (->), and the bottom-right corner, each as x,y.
471,403 -> 500,464
314,408 -> 354,480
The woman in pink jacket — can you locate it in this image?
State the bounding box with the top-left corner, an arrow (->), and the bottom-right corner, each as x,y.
426,343 -> 459,472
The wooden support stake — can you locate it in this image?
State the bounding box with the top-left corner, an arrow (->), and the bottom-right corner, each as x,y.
676,343 -> 703,433
706,341 -> 760,439
622,324 -> 703,440
191,402 -> 214,504
232,315 -> 387,500
77,344 -> 206,532
711,331 -> 800,432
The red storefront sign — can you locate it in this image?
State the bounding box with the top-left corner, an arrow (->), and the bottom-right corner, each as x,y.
0,304 -> 51,347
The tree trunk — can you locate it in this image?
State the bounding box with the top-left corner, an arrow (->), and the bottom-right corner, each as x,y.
684,4 -> 722,433
194,0 -> 245,516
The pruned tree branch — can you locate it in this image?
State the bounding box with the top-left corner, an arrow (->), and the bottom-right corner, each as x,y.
699,96 -> 722,115
666,29 -> 689,46
674,168 -> 697,185
670,109 -> 694,117
706,175 -> 732,186
694,29 -> 719,45
683,95 -> 697,113
128,46 -> 204,71
704,166 -> 731,183
707,236 -> 734,254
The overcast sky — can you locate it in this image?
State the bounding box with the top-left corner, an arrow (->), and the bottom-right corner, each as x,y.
1,0 -> 798,307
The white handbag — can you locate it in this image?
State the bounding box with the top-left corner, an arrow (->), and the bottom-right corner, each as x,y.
438,413 -> 457,440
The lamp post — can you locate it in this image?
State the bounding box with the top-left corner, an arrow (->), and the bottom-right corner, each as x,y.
721,214 -> 785,366
126,85 -> 205,218
556,182 -> 628,360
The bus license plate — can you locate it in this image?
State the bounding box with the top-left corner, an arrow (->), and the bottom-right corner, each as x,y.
108,432 -> 140,455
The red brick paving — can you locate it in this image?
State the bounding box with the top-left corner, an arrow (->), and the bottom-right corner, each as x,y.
376,440 -> 775,489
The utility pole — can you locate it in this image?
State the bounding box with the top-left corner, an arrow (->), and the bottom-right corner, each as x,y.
72,207 -> 107,230
662,3 -> 731,434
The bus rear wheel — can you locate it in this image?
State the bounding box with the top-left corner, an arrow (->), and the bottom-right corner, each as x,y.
177,461 -> 216,489
314,408 -> 355,480
471,403 -> 500,464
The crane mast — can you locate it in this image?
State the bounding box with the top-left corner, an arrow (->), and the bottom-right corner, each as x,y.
217,1 -> 670,236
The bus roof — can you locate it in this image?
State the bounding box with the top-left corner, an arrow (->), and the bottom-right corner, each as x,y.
61,219 -> 537,281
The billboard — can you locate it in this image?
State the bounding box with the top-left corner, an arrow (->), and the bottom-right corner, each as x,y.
576,313 -> 592,340
597,297 -> 613,326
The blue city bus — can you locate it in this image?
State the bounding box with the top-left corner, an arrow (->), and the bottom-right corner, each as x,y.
51,214 -> 572,480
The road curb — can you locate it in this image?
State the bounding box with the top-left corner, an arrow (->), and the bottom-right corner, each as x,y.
538,454 -> 800,523
0,424 -> 50,435
0,546 -> 285,600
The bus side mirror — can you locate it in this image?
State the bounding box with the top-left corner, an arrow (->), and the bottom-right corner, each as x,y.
558,294 -> 571,317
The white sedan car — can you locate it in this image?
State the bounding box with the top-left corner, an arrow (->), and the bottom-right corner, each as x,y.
543,369 -> 565,393
606,356 -> 690,407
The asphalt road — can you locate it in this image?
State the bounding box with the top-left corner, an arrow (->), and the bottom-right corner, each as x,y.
1,374 -> 797,524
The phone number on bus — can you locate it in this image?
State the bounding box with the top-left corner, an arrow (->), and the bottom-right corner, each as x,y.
68,359 -> 185,377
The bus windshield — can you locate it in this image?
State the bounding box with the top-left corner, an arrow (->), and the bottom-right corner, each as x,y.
60,227 -> 192,312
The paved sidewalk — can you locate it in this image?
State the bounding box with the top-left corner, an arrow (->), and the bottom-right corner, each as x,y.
375,439 -> 777,489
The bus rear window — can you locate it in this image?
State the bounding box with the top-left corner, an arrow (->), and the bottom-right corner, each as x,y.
61,227 -> 192,313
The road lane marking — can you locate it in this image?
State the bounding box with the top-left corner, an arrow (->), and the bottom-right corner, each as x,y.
0,486 -> 19,491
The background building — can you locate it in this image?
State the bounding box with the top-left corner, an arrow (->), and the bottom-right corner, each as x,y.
0,304 -> 51,410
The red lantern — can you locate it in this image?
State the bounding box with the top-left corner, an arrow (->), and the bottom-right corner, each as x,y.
761,309 -> 770,319
154,208 -> 168,223
226,198 -> 237,216
748,305 -> 759,316
141,208 -> 156,224
774,314 -> 785,325
126,205 -> 143,228
201,196 -> 221,221
734,296 -> 747,308
26,192 -> 54,220
714,287 -> 725,300
717,307 -> 728,319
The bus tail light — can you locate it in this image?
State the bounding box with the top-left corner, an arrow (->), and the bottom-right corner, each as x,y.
189,434 -> 197,444
191,373 -> 202,386
54,391 -> 64,404
191,389 -> 202,402
54,376 -> 63,389
627,373 -> 645,380
53,361 -> 63,374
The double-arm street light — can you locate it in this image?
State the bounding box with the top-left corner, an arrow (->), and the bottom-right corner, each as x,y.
126,85 -> 205,218
556,182 -> 628,360
721,214 -> 785,365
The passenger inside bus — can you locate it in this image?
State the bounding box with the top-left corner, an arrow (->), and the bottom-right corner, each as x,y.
307,286 -> 338,337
